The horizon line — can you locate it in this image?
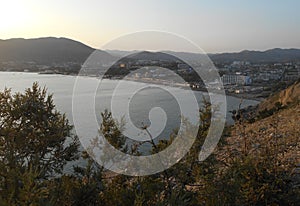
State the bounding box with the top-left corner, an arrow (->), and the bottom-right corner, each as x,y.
1,36 -> 300,54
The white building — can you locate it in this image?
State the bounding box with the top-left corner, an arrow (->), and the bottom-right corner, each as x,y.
221,74 -> 252,85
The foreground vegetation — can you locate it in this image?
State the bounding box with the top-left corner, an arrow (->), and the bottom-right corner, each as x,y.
0,84 -> 299,205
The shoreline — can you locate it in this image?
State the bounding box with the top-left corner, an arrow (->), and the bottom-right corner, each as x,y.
0,70 -> 263,102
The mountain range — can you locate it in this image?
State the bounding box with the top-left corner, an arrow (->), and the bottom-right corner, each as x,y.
1,37 -> 300,66
210,48 -> 300,64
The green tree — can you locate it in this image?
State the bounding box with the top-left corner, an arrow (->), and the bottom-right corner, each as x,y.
0,83 -> 79,205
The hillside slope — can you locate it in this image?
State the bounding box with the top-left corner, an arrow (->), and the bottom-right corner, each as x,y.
225,103 -> 300,166
258,81 -> 300,111
0,37 -> 95,64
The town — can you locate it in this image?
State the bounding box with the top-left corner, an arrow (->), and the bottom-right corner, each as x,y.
104,57 -> 300,100
1,51 -> 300,100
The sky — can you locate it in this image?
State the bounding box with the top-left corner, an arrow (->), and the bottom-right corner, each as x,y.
0,0 -> 300,53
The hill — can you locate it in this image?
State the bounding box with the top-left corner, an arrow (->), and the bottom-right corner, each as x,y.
1,37 -> 300,71
258,80 -> 300,111
0,37 -> 96,65
106,48 -> 300,64
226,81 -> 300,167
217,84 -> 300,201
226,102 -> 300,165
210,48 -> 300,63
125,51 -> 182,62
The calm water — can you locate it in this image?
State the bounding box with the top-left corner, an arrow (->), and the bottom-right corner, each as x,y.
0,72 -> 259,172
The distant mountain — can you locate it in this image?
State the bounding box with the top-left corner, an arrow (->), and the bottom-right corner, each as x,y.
1,37 -> 300,67
210,48 -> 300,64
126,51 -> 185,62
106,50 -> 202,63
0,37 -> 97,65
105,49 -> 137,57
106,48 -> 300,64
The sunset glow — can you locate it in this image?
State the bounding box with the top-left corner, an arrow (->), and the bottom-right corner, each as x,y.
1,0 -> 300,52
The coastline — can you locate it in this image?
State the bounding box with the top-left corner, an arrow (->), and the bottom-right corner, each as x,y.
0,70 -> 263,102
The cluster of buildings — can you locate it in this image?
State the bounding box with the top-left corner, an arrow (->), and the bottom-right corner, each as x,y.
218,61 -> 300,96
3,57 -> 299,99
115,59 -> 300,97
220,61 -> 300,81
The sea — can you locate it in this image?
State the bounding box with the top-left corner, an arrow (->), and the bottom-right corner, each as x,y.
0,72 -> 259,172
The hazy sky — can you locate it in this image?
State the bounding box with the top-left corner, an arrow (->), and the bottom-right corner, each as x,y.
1,0 -> 300,53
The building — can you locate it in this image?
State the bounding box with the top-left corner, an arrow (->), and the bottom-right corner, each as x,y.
257,70 -> 283,81
283,68 -> 300,81
221,74 -> 252,85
